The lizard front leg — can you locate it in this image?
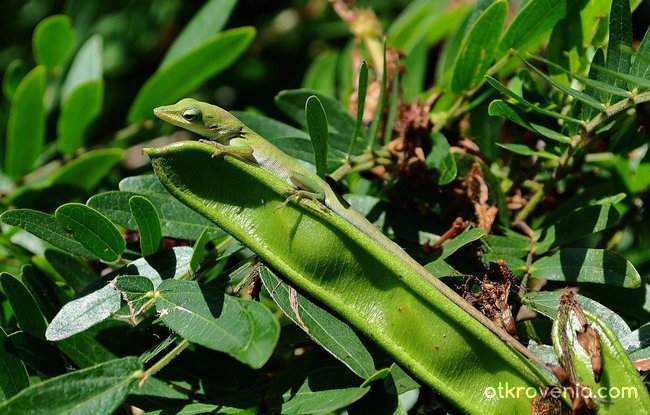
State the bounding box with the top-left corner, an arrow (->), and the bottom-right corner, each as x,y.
199,138 -> 254,161
274,172 -> 328,211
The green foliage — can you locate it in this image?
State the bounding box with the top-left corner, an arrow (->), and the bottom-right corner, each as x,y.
5,66 -> 46,178
128,196 -> 162,256
0,357 -> 142,415
450,0 -> 507,94
55,203 -> 125,262
58,35 -> 103,153
305,95 -> 329,178
32,15 -> 75,70
259,267 -> 376,378
128,27 -> 255,123
2,0 -> 650,413
155,279 -> 279,368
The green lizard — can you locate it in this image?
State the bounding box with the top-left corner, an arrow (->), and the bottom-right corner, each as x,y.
153,98 -> 551,370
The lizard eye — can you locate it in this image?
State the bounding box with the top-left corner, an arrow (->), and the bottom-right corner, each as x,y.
182,107 -> 200,121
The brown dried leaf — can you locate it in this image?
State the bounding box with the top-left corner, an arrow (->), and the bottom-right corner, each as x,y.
632,357 -> 650,371
532,387 -> 567,415
424,217 -> 468,251
556,290 -> 598,413
463,163 -> 498,232
462,260 -> 519,337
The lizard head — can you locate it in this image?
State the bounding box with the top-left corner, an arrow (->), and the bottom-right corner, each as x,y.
154,98 -> 243,142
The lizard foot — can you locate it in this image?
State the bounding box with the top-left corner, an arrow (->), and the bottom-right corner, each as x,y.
198,139 -> 223,158
274,189 -> 328,212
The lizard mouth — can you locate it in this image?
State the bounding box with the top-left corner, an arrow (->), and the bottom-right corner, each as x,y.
153,106 -> 181,126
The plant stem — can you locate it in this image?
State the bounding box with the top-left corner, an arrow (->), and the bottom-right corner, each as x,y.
515,180 -> 544,222
140,339 -> 190,383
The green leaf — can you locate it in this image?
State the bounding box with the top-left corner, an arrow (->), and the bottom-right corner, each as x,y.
629,346 -> 650,363
485,76 -> 583,126
114,277 -> 150,304
5,66 -> 46,178
37,149 -> 124,192
520,55 -> 606,111
0,328 -> 29,400
260,267 -> 376,379
32,15 -> 75,69
305,96 -> 329,179
160,0 -> 237,68
469,101 -> 500,161
61,35 -> 102,100
615,156 -> 650,194
402,40 -> 427,102
545,1 -> 588,84
235,299 -> 281,368
128,27 -> 255,123
425,132 -> 457,185
45,282 -> 120,341
383,65 -> 400,146
49,327 -> 117,368
530,248 -> 641,288
129,196 -> 162,256
44,249 -> 97,293
530,54 -> 631,99
575,48 -> 611,120
427,227 -> 485,263
590,60 -> 650,90
2,59 -> 28,100
487,99 -> 573,144
114,246 -> 194,289
58,35 -> 104,153
155,279 -> 279,368
1,209 -> 96,259
0,357 -> 142,415
435,8 -> 472,85
388,0 -> 452,53
55,203 -> 125,262
190,228 -> 211,272
57,81 -> 104,153
88,190 -> 218,241
488,99 -> 530,128
50,324 -> 129,369
535,204 -> 620,253
4,148 -> 124,209
630,26 -> 650,80
349,60 -> 368,157
20,265 -> 66,321
498,0 -> 567,55
483,234 -> 529,258
9,331 -> 68,376
606,0 -> 633,96
128,375 -> 190,409
423,259 -> 464,277
266,351 -> 369,414
497,143 -> 559,160
0,273 -> 48,339
302,50 -> 339,98
114,276 -> 155,316
143,401 -> 256,415
275,89 -> 356,136
450,0 -> 507,94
